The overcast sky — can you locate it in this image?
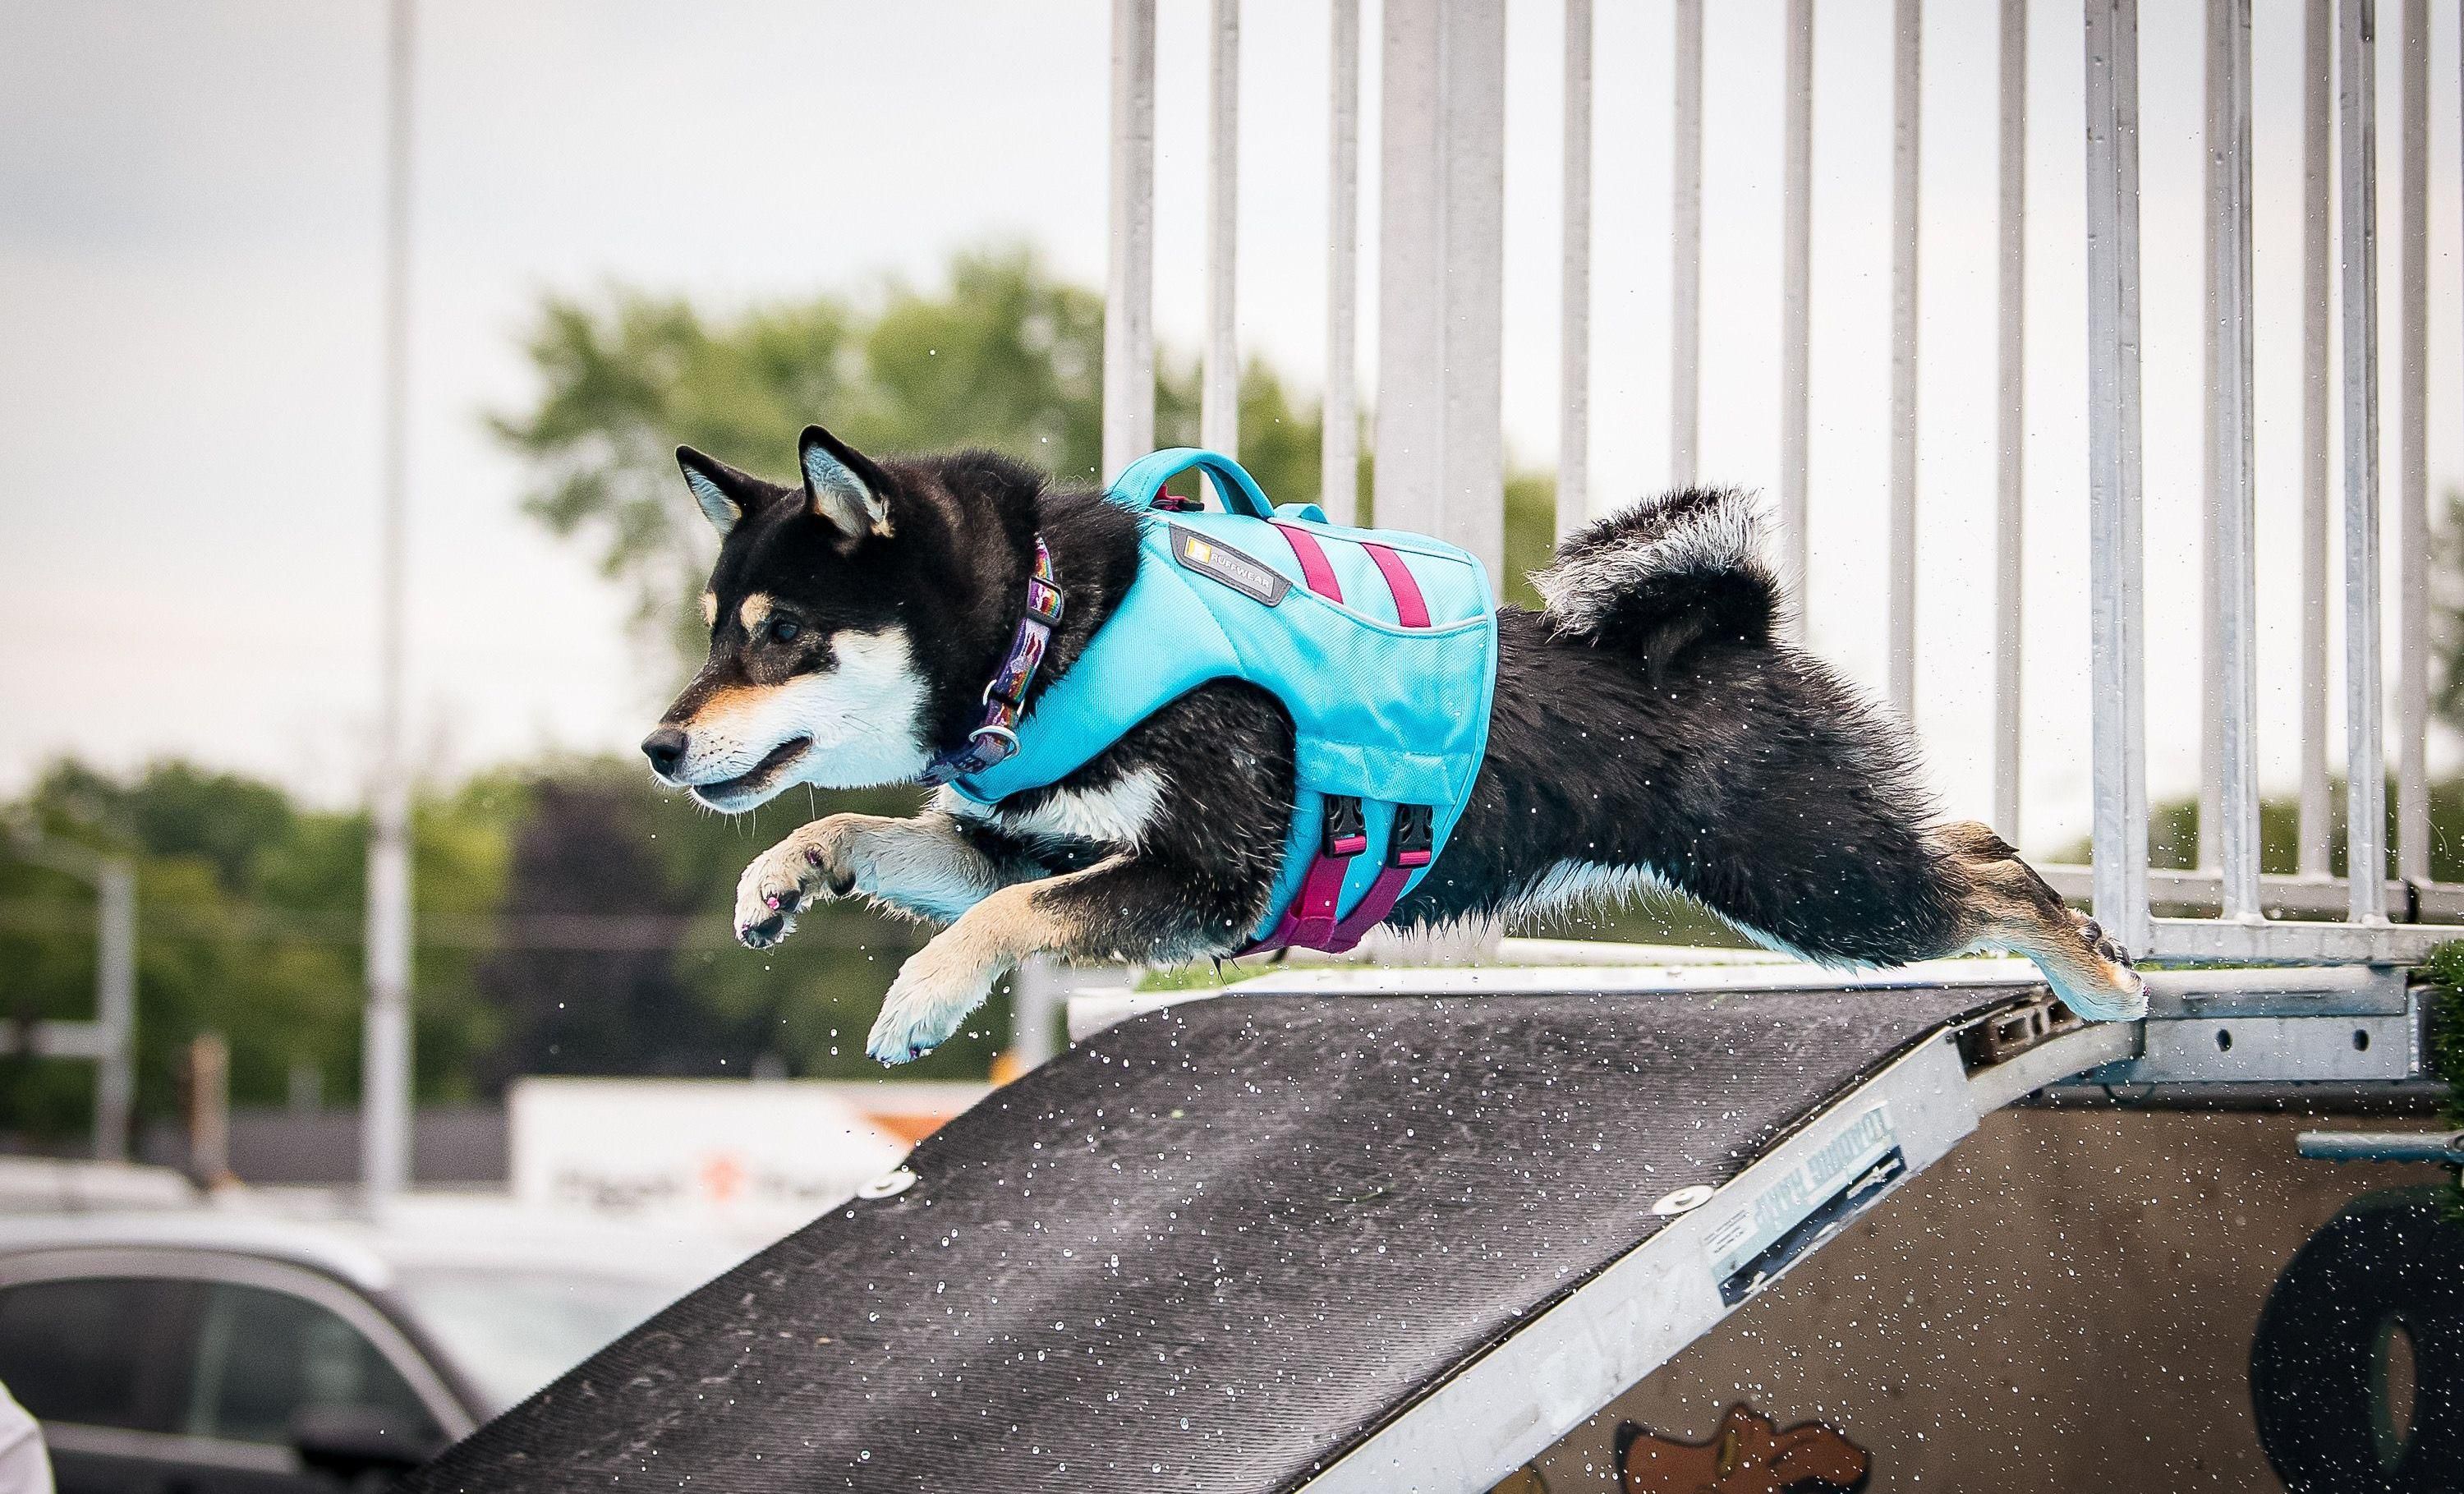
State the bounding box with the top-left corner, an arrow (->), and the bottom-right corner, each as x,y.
2,0 -> 2457,855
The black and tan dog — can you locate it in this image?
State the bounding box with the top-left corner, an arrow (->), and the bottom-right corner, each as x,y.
641,425 -> 2143,1065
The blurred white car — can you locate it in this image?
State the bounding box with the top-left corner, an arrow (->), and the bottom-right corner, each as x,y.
0,1199 -> 738,1493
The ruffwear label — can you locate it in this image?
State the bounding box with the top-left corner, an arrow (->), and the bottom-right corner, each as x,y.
1170,523 -> 1290,606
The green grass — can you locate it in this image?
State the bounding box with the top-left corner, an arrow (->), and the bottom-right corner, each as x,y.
2414,940 -> 2464,1218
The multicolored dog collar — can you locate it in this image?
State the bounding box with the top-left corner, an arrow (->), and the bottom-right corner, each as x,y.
919,537 -> 1062,785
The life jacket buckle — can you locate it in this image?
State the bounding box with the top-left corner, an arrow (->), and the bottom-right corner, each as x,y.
1322,796 -> 1368,859
1389,804 -> 1434,868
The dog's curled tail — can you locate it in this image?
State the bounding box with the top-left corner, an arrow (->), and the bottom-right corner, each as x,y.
1529,487 -> 1781,660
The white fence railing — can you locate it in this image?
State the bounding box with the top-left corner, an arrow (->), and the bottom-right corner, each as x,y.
1101,0 -> 2457,968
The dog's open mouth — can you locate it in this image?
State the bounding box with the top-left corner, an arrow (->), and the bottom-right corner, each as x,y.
691,736 -> 812,808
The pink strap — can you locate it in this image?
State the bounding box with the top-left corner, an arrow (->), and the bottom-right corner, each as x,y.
1360,543 -> 1429,627
1323,864 -> 1417,954
1271,522 -> 1344,603
1283,851 -> 1351,947
1239,848 -> 1353,955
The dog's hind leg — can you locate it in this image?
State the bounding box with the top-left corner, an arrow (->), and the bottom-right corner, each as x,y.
734,811 -> 1013,948
1928,821 -> 2146,1020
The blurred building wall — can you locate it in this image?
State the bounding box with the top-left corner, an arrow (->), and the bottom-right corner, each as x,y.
138,1104 -> 508,1186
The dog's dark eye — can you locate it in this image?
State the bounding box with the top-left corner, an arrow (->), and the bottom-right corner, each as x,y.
770,620 -> 801,643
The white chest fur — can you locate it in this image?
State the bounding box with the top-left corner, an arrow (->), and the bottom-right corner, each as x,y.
938,767 -> 1166,848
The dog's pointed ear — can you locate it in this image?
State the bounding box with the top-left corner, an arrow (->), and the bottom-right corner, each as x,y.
799,425 -> 894,542
676,446 -> 770,538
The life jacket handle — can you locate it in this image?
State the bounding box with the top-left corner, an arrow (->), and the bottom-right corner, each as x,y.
1106,448 -> 1277,520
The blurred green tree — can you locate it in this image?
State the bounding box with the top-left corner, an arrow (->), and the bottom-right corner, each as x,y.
0,761 -> 508,1144
2433,488 -> 2464,733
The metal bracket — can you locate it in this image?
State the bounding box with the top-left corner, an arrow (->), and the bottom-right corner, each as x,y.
2296,1129 -> 2464,1165
1956,990 -> 2083,1069
2091,968 -> 2423,1086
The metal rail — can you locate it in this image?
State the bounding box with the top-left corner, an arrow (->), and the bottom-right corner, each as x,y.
2342,0 -> 2389,926
1888,0 -> 1921,726
1103,0 -> 1155,481
1322,0 -> 1359,523
2300,0 -> 2333,878
1557,0 -> 1591,545
1373,0 -> 1506,577
364,0 -> 417,1209
1779,0 -> 1814,637
2209,0 -> 2260,921
2400,0 -> 2432,883
2298,1129 -> 2464,1164
2085,0 -> 2152,954
1669,0 -> 1703,493
1993,0 -> 2025,841
1202,0 -> 1239,457
2040,862 -> 2464,921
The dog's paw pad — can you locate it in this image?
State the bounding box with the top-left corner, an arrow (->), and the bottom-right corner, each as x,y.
802,848 -> 857,897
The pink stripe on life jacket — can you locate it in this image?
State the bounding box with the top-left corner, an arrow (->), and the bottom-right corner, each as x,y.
1271,522 -> 1344,603
1360,543 -> 1430,627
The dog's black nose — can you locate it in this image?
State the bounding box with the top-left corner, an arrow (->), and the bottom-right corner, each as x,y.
641,726 -> 688,777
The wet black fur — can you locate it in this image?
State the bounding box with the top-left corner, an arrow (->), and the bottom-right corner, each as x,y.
673,438 -> 1977,968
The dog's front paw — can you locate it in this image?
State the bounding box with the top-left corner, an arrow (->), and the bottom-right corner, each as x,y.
733,819 -> 861,950
866,943 -> 999,1065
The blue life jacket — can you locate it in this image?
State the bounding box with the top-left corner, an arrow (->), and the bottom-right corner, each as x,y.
945,449 -> 1499,951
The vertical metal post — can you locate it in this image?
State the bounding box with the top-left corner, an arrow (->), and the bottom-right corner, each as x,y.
93,862 -> 133,1163
2397,0 -> 2430,882
1780,0 -> 1814,635
1994,0 -> 2026,842
1203,0 -> 1240,456
1376,0 -> 1508,578
363,0 -> 416,1209
2300,0 -> 2333,876
2218,2 -> 2237,877
2085,0 -> 2150,953
2209,0 -> 2262,919
1009,957 -> 1063,1072
2340,0 -> 2387,921
1105,0 -> 1157,481
1670,0 -> 1703,490
1889,0 -> 1922,724
1559,0 -> 1593,543
1323,0 -> 1360,523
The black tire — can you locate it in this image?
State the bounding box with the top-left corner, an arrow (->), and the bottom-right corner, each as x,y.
2250,1186 -> 2464,1493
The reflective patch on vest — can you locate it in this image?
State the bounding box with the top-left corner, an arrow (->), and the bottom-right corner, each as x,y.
1169,523 -> 1289,606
